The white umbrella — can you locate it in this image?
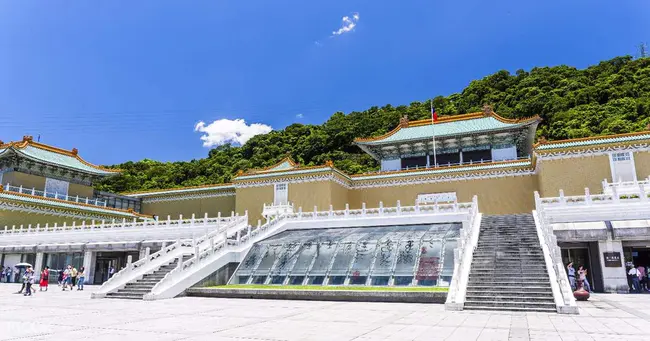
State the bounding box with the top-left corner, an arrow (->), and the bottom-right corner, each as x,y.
14,263 -> 32,268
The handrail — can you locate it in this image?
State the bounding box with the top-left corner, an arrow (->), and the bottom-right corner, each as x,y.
0,213 -> 236,235
445,195 -> 480,309
538,185 -> 650,209
3,183 -> 107,207
371,156 -> 532,174
535,192 -> 579,312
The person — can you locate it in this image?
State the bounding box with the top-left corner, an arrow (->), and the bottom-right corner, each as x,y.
23,268 -> 34,297
108,265 -> 115,279
39,267 -> 49,291
638,265 -> 647,292
61,266 -> 70,291
578,266 -> 591,292
77,267 -> 85,291
6,266 -> 12,283
70,266 -> 78,289
567,262 -> 576,290
57,269 -> 64,286
629,265 -> 641,293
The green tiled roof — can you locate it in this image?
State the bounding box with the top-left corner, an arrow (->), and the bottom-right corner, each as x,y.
535,133 -> 650,150
0,191 -> 142,218
18,146 -> 115,175
356,117 -> 534,146
267,160 -> 295,171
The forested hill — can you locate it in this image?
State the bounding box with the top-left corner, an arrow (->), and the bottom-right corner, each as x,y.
97,56 -> 650,193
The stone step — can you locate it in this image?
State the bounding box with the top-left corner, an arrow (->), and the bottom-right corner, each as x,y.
464,300 -> 556,312
106,292 -> 144,299
469,276 -> 548,281
466,289 -> 552,296
117,288 -> 151,294
465,294 -> 554,302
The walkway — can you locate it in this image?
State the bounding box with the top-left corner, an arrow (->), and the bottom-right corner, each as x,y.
0,284 -> 648,340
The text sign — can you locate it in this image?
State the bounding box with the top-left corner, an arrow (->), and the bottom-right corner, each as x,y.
603,252 -> 622,267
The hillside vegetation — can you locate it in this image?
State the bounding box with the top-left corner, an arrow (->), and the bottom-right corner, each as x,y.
97,56 -> 650,193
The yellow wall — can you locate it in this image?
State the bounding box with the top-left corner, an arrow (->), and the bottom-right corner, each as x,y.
235,186 -> 274,225
288,181 -> 332,212
349,174 -> 538,215
2,171 -> 45,190
68,182 -> 95,198
330,181 -> 350,210
0,210 -> 93,228
141,195 -> 236,219
1,171 -> 94,198
537,155 -> 612,197
635,151 -> 650,180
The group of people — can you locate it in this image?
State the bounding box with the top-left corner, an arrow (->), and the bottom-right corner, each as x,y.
626,264 -> 650,293
57,265 -> 86,291
1,266 -> 19,283
566,262 -> 591,292
6,264 -> 86,297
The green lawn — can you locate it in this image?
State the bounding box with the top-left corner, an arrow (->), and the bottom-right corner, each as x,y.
209,284 -> 448,292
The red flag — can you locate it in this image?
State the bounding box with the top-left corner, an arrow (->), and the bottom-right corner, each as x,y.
432,106 -> 438,122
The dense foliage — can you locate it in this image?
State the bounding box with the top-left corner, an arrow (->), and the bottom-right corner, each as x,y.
97,56 -> 650,193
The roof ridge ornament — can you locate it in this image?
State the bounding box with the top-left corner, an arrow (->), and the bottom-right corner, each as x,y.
22,135 -> 33,142
482,104 -> 493,116
71,148 -> 79,156
399,115 -> 409,128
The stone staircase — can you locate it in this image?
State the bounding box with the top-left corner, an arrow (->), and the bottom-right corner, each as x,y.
464,214 -> 556,312
107,255 -> 192,300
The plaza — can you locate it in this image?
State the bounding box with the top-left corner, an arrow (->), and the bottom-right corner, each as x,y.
1,284 -> 649,341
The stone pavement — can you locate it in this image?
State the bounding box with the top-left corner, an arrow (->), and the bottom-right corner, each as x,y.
0,284 -> 649,341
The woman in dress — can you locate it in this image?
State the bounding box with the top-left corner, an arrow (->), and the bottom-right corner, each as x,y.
39,266 -> 49,291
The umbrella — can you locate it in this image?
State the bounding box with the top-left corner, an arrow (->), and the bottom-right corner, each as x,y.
14,263 -> 32,268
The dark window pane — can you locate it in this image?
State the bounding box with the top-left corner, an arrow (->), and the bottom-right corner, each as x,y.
329,276 -> 346,285
401,156 -> 427,169
371,276 -> 390,286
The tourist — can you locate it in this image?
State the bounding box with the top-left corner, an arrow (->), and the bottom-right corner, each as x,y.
578,266 -> 591,292
108,265 -> 115,279
70,266 -> 78,289
39,267 -> 49,291
23,267 -> 34,296
77,266 -> 85,291
61,266 -> 70,291
566,262 -> 576,290
638,265 -> 647,291
57,269 -> 64,286
629,265 -> 641,293
7,266 -> 12,283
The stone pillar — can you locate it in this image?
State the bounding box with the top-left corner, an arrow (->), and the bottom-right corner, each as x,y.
597,240 -> 628,293
34,252 -> 44,281
83,251 -> 95,285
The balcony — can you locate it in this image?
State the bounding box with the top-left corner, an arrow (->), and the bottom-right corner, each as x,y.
602,177 -> 650,196
262,202 -> 294,219
3,183 -> 107,208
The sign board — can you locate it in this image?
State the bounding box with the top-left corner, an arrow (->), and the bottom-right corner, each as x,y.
603,252 -> 622,267
416,192 -> 457,204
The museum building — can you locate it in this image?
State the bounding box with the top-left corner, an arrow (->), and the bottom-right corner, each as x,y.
1,107 -> 650,312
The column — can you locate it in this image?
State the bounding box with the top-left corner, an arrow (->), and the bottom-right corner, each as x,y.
34,252 -> 44,281
83,251 -> 95,285
597,240 -> 628,293
459,151 -> 463,165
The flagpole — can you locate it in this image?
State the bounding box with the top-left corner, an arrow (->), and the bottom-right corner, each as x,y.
431,99 -> 437,168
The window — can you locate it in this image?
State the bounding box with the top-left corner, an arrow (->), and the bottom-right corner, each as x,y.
274,183 -> 288,205
609,152 -> 637,182
44,178 -> 69,199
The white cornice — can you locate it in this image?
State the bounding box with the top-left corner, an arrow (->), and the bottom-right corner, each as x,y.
535,143 -> 650,161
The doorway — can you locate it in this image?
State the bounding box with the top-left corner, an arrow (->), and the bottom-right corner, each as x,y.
561,247 -> 595,291
93,251 -> 139,285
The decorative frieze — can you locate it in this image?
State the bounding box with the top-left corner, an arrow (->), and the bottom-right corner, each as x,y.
0,199 -> 128,222
235,173 -> 353,189
535,143 -> 650,161
142,190 -> 236,203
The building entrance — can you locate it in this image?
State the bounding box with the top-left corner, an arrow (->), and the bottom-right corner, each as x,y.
93,251 -> 139,285
561,247 -> 595,291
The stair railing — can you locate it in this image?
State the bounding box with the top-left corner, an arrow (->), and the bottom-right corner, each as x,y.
534,191 -> 578,314
445,195 -> 480,310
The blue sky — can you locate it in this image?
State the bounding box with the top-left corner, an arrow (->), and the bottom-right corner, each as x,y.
0,1 -> 648,165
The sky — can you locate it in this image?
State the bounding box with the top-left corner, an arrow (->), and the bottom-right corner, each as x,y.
0,1 -> 648,165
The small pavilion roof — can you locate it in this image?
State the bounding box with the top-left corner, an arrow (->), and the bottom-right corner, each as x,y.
354,112 -> 541,146
0,136 -> 119,176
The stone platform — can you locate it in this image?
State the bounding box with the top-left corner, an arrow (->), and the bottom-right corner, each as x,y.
186,287 -> 447,303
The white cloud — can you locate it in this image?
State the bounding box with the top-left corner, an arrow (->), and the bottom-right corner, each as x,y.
332,12 -> 359,36
194,118 -> 273,147
296,113 -> 304,119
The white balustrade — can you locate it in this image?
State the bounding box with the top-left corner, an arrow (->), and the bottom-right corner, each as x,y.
2,183 -> 107,207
